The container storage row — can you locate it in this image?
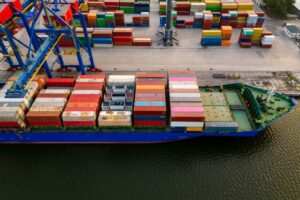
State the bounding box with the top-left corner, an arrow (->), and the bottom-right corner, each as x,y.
159,9 -> 264,29
98,75 -> 135,128
134,73 -> 166,128
81,0 -> 150,14
59,27 -> 152,47
168,71 -> 205,132
80,10 -> 150,28
200,26 -> 232,47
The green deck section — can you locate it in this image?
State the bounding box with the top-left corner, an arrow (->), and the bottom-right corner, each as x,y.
232,110 -> 252,131
201,92 -> 227,106
225,92 -> 242,106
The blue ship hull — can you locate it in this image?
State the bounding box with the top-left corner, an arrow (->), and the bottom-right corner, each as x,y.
0,129 -> 261,144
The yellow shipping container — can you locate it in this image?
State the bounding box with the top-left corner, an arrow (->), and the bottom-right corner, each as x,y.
80,3 -> 89,12
237,3 -> 254,11
212,16 -> 220,23
202,30 -> 222,37
187,127 -> 203,132
222,3 -> 238,9
136,85 -> 165,90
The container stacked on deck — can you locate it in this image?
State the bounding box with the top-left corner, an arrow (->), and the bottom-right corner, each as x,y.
168,71 -> 205,132
220,12 -> 231,26
62,75 -> 105,129
120,0 -> 135,14
201,92 -> 238,132
201,29 -> 222,46
76,27 -> 94,46
221,25 -> 232,46
92,28 -> 113,47
236,0 -> 254,11
0,76 -> 45,129
190,2 -> 206,15
87,0 -> 104,10
255,11 -> 265,28
238,27 -> 253,48
236,11 -> 247,28
98,75 -> 135,128
212,12 -> 221,28
159,2 -> 166,15
134,74 -> 166,128
228,10 -> 238,28
26,78 -> 74,129
132,37 -> 152,46
113,28 -> 133,46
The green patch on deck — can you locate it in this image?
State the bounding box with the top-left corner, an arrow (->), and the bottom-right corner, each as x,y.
201,92 -> 227,106
232,110 -> 252,131
204,106 -> 234,122
225,91 -> 242,106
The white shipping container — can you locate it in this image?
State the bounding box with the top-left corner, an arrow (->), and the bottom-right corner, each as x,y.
72,90 -> 102,95
170,93 -> 201,98
34,98 -> 67,103
40,89 -> 71,94
29,107 -> 64,112
169,85 -> 198,89
171,121 -> 204,128
62,111 -> 96,121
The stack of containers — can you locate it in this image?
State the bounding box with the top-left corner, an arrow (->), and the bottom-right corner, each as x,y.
221,0 -> 237,13
92,28 -> 113,48
98,75 -> 135,128
132,13 -> 150,27
220,13 -> 231,26
251,27 -> 263,46
104,0 -> 120,11
201,29 -> 222,46
175,2 -> 191,15
132,37 -> 152,46
76,27 -> 94,47
194,12 -> 203,28
238,28 -> 253,48
62,75 -> 105,129
134,74 -> 166,128
159,2 -> 166,15
134,2 -> 150,14
87,10 -> 98,27
237,11 -> 247,28
228,10 -> 238,28
212,12 -> 221,28
141,12 -> 150,27
205,0 -> 221,12
120,0 -> 135,14
261,32 -> 275,48
105,12 -> 116,27
113,28 -> 133,46
236,0 -> 254,11
246,10 -> 258,28
96,12 -> 106,27
26,78 -> 74,129
203,11 -> 213,29
0,76 -> 45,129
172,11 -> 177,27
255,11 -> 265,28
190,2 -> 206,15
115,10 -> 125,26
168,71 -> 205,132
80,2 -> 89,12
87,1 -> 104,10
221,25 -> 232,46
185,20 -> 194,28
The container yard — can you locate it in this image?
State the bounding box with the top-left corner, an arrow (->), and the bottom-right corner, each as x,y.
0,0 -> 298,143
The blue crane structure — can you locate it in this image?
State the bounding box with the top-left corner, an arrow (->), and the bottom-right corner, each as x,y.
3,0 -> 97,98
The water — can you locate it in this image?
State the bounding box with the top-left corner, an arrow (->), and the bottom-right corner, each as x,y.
0,107 -> 299,200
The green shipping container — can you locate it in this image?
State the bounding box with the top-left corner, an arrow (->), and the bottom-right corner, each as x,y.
97,18 -> 106,27
120,6 -> 135,14
206,5 -> 221,12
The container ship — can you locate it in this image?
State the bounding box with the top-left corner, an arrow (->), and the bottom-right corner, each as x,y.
0,71 -> 296,144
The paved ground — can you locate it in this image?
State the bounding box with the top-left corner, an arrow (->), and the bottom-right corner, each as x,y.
0,0 -> 300,72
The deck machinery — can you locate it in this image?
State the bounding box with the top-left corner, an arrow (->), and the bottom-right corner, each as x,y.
0,0 -> 97,98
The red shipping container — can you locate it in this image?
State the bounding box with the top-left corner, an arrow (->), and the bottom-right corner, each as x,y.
135,97 -> 166,102
29,121 -> 62,126
68,98 -> 100,103
74,85 -> 104,90
46,78 -> 75,87
134,106 -> 166,115
3,0 -> 22,11
134,121 -> 166,127
0,4 -> 13,24
64,106 -> 99,112
0,122 -> 21,127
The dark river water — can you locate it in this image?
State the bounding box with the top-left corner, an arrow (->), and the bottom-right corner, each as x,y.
0,107 -> 299,200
